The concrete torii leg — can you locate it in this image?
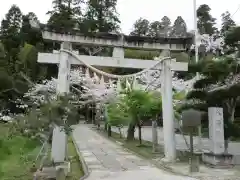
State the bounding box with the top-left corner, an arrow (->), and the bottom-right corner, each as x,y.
51,42 -> 71,166
161,59 -> 176,162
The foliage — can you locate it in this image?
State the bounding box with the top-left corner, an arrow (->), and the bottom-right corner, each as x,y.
0,124 -> 40,180
121,89 -> 162,125
225,26 -> 240,49
130,18 -> 150,36
130,15 -> 188,38
9,93 -> 79,141
185,57 -> 240,140
125,49 -> 160,60
197,4 -> 217,35
107,101 -> 129,128
220,11 -> 236,37
20,12 -> 42,46
17,43 -> 39,81
170,16 -> 187,37
82,0 -> 120,33
47,0 -> 83,32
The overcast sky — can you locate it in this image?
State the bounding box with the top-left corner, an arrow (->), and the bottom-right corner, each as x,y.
0,0 -> 240,34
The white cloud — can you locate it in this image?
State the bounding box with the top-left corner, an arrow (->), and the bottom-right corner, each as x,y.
0,0 -> 240,34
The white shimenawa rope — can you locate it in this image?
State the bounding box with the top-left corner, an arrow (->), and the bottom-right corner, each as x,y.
60,49 -> 171,80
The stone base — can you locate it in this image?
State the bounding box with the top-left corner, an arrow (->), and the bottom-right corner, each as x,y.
34,167 -> 57,179
189,156 -> 200,173
202,152 -> 234,168
161,157 -> 179,163
56,161 -> 71,175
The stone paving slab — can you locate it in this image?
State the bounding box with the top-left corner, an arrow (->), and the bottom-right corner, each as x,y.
72,124 -> 197,180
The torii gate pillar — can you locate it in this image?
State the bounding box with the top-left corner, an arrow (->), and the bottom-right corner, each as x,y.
57,42 -> 72,94
161,58 -> 176,162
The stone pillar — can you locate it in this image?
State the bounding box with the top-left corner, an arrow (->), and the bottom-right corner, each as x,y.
51,126 -> 67,164
161,59 -> 176,161
52,42 -> 71,165
112,47 -> 124,59
57,42 -> 72,94
152,120 -> 158,152
202,107 -> 233,167
208,107 -> 225,154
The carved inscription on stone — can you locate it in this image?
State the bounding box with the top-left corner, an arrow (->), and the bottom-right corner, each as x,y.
208,107 -> 225,154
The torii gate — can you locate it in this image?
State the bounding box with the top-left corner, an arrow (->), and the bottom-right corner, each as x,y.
36,24 -> 191,162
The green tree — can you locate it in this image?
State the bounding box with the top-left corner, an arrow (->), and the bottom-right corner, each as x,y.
47,0 -> 83,32
0,5 -> 22,52
185,58 -> 240,152
148,21 -> 162,37
220,11 -> 236,37
122,89 -> 161,144
82,0 -> 120,33
224,26 -> 240,52
107,101 -> 129,138
171,16 -> 187,37
159,16 -> 171,36
130,18 -> 150,36
197,4 -> 217,35
20,12 -> 42,46
0,5 -> 22,74
0,43 -> 7,69
17,43 -> 40,81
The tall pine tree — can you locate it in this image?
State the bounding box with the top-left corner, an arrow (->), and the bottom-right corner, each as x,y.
47,0 -> 83,32
82,0 -> 120,33
0,5 -> 22,74
197,4 -> 217,35
130,18 -> 150,36
0,5 -> 22,53
171,16 -> 187,37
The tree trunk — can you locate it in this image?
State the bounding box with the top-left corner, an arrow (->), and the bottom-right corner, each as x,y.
107,125 -> 111,137
118,127 -> 122,138
104,123 -> 108,131
127,124 -> 135,141
226,99 -> 236,123
138,125 -> 142,145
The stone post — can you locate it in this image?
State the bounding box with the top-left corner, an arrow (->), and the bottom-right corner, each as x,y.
202,107 -> 233,167
51,126 -> 67,164
208,107 -> 225,154
161,59 -> 176,161
57,42 -> 72,94
152,120 -> 158,152
51,42 -> 72,165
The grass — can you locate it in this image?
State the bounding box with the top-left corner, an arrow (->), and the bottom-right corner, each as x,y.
97,128 -> 192,163
0,123 -> 84,180
0,123 -> 41,180
66,137 -> 84,180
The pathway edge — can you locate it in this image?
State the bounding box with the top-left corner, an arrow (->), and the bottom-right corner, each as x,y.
72,133 -> 90,180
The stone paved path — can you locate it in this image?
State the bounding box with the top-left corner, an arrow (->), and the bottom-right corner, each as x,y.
73,125 -> 197,180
